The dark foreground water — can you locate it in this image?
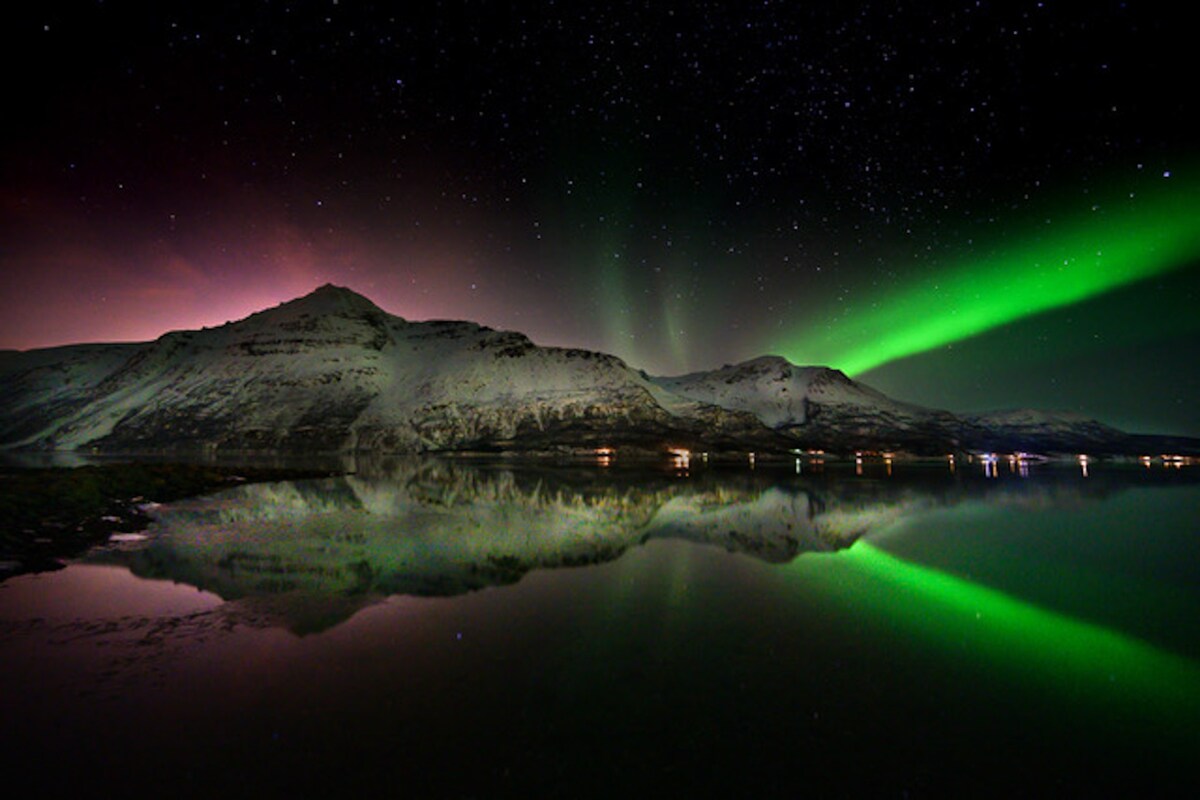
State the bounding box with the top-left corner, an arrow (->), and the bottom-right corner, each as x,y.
1,458 -> 1198,797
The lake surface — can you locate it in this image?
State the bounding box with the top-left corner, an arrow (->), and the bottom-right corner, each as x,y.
2,458 -> 1198,796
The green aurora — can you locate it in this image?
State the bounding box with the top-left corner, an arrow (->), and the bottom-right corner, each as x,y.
777,170 -> 1200,376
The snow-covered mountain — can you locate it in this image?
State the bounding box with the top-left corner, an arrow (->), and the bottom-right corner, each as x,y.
650,356 -> 973,455
0,285 -> 781,454
649,358 -> 1199,455
1,285 -> 1191,456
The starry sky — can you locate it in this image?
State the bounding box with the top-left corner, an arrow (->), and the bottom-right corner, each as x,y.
2,1 -> 1197,434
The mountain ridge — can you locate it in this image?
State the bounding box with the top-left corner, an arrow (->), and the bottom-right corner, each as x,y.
1,285 -> 1194,457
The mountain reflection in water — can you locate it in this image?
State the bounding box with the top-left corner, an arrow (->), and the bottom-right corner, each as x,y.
90,457 -> 1194,635
5,459 -> 1200,796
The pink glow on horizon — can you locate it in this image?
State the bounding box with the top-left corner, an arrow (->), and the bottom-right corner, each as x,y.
0,196 -> 522,351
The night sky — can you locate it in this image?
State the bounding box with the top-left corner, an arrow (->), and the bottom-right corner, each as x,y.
3,2 -> 1197,434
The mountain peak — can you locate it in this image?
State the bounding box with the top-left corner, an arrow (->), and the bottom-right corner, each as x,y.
312,282 -> 353,294
722,354 -> 795,373
304,282 -> 376,303
277,283 -> 391,318
220,284 -> 402,335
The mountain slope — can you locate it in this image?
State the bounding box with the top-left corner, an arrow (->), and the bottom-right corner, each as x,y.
0,342 -> 147,445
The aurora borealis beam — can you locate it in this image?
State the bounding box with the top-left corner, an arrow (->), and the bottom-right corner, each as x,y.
778,172 -> 1200,377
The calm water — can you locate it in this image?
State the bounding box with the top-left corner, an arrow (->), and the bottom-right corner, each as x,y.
1,458 -> 1197,796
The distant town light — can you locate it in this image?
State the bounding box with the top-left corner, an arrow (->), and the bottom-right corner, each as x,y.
668,447 -> 691,470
